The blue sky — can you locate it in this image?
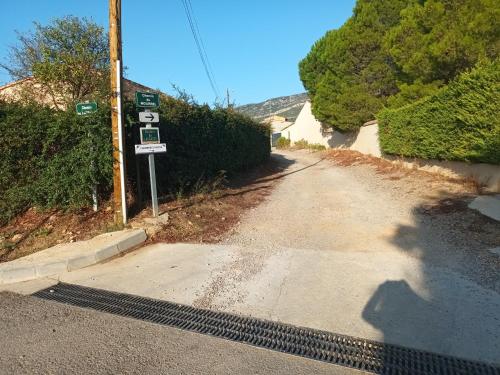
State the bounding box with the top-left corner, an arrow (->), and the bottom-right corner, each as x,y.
0,1 -> 355,105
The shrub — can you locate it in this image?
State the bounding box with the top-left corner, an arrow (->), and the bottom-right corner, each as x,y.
124,96 -> 271,200
308,143 -> 326,151
293,139 -> 309,149
275,137 -> 290,149
378,60 -> 500,164
0,102 -> 113,225
0,96 -> 270,225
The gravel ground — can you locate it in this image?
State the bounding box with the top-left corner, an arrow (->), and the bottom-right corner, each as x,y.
223,150 -> 500,293
0,292 -> 361,375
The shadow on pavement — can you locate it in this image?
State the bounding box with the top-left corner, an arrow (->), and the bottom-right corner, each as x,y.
222,152 -> 324,199
362,197 -> 500,365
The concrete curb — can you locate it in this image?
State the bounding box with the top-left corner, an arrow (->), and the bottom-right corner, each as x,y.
0,229 -> 146,285
468,194 -> 500,221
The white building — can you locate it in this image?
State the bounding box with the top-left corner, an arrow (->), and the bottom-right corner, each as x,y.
283,101 -> 382,157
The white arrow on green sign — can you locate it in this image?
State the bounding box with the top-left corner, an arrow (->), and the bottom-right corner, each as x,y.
76,102 -> 98,115
135,91 -> 160,108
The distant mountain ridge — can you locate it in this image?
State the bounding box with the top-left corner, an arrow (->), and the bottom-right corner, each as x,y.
236,93 -> 308,122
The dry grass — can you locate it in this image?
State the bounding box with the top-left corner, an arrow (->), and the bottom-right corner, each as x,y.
323,149 -> 486,194
140,158 -> 287,244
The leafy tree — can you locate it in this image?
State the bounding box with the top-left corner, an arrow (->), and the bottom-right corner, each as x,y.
386,80 -> 443,109
300,0 -> 500,130
1,16 -> 109,109
385,0 -> 499,85
299,0 -> 412,131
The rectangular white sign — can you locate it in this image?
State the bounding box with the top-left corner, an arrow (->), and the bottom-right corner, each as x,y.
139,112 -> 159,123
135,143 -> 167,154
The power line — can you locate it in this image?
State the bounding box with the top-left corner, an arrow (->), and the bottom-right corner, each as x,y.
180,0 -> 220,100
182,0 -> 220,99
186,0 -> 220,96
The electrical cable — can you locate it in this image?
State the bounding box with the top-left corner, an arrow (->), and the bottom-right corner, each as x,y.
180,0 -> 220,99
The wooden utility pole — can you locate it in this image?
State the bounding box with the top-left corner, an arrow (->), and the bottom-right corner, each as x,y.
109,0 -> 127,225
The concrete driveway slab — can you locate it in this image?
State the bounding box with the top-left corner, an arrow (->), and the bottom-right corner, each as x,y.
61,242 -> 500,365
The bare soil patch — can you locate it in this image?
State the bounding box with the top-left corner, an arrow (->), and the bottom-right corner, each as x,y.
0,207 -> 114,263
324,149 -> 484,194
0,156 -> 287,262
137,155 -> 291,244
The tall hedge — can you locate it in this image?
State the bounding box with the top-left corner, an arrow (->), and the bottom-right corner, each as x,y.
0,102 -> 113,225
0,97 -> 270,225
125,96 -> 271,198
378,60 -> 500,164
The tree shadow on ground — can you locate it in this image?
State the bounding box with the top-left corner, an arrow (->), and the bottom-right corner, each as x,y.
362,196 -> 500,366
129,152 -> 297,216
228,152 -> 297,189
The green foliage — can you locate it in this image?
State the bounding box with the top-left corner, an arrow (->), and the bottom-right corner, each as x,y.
289,139 -> 326,151
385,0 -> 499,85
386,80 -> 443,109
378,60 -> 500,163
275,137 -> 291,149
0,101 -> 113,225
300,0 -> 500,131
293,139 -> 309,149
299,0 -> 411,131
0,97 -> 270,225
1,16 -> 109,108
308,143 -> 326,151
125,96 -> 271,199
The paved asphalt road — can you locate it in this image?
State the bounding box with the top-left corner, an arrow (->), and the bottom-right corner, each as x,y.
0,292 -> 362,375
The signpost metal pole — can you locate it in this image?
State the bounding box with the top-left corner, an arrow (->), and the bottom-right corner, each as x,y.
90,124 -> 98,212
135,93 -> 163,218
145,109 -> 159,217
77,101 -> 99,212
148,152 -> 159,217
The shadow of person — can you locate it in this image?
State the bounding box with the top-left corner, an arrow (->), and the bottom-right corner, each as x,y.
362,280 -> 451,353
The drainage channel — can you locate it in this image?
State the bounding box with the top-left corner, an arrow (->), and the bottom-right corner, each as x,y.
34,283 -> 499,375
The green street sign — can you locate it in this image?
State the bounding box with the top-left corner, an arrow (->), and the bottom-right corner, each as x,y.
135,91 -> 160,108
76,101 -> 97,115
140,127 -> 160,144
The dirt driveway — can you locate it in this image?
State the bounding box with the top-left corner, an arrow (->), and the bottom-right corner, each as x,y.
224,150 -> 499,291
59,150 -> 500,364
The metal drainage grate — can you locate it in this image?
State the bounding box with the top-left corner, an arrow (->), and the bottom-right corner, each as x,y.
34,283 -> 499,375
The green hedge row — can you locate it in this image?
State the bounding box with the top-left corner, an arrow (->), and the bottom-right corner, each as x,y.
0,97 -> 270,225
125,96 -> 270,198
378,60 -> 500,164
0,102 -> 113,225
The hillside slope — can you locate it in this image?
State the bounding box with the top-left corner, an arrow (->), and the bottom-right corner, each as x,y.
236,93 -> 308,122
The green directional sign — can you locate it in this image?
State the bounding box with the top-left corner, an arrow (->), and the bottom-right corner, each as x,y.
135,91 -> 160,108
140,127 -> 160,144
76,101 -> 98,115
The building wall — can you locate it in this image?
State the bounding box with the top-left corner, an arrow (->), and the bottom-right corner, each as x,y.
0,77 -> 157,109
349,124 -> 382,157
286,101 -> 500,192
390,157 -> 500,192
0,78 -> 64,108
286,101 -> 332,147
